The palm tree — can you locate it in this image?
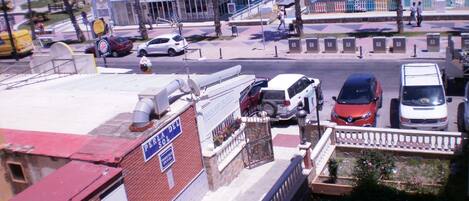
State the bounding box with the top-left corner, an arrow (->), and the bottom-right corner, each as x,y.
134,0 -> 148,40
212,0 -> 222,37
396,0 -> 404,33
63,0 -> 86,42
294,0 -> 303,36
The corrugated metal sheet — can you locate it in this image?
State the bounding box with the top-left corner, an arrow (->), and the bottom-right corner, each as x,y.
10,161 -> 122,201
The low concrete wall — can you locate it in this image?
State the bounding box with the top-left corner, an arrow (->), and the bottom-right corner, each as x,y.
30,54 -> 97,74
203,148 -> 247,190
297,14 -> 469,24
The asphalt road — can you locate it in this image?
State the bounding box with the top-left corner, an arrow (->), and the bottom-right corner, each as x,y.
94,58 -> 461,131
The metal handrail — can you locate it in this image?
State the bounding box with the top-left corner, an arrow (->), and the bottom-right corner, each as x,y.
1,59 -> 77,89
0,58 -> 73,84
262,155 -> 305,201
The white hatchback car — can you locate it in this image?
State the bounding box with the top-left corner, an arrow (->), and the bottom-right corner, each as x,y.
137,33 -> 188,57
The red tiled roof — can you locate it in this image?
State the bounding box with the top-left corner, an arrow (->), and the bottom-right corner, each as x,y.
0,128 -> 138,164
10,161 -> 122,201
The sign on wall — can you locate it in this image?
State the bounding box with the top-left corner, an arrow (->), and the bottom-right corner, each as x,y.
141,117 -> 182,162
158,144 -> 175,172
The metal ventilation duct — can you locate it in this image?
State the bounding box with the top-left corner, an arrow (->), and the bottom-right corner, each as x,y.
188,65 -> 242,96
129,78 -> 190,132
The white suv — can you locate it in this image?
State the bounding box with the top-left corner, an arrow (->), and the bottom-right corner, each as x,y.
260,74 -> 323,120
399,63 -> 452,130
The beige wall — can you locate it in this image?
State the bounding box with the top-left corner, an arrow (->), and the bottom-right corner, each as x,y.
0,151 -> 69,201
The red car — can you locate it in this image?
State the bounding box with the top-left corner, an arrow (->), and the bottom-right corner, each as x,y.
331,73 -> 382,127
85,36 -> 133,57
239,78 -> 269,116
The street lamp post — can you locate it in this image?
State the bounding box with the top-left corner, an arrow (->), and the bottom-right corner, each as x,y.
315,88 -> 322,138
296,106 -> 307,145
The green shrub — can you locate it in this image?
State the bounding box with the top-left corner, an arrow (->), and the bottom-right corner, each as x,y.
352,149 -> 396,184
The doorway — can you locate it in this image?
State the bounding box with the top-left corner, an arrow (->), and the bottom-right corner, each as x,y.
149,1 -> 176,21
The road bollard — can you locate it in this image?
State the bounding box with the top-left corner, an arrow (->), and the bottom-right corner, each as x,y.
275,46 -> 278,57
413,44 -> 417,57
359,46 -> 363,59
219,48 -> 223,59
198,48 -> 202,58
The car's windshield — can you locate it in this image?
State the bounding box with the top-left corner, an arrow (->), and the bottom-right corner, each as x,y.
261,90 -> 285,100
172,35 -> 184,42
337,84 -> 373,104
402,85 -> 445,106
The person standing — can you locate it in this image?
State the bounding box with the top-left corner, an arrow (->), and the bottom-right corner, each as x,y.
277,10 -> 285,30
416,1 -> 423,27
408,2 -> 416,25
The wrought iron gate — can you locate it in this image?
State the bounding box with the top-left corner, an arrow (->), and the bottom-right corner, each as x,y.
243,117 -> 274,169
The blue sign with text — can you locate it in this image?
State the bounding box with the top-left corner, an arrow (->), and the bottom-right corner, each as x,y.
141,117 -> 182,162
159,145 -> 175,172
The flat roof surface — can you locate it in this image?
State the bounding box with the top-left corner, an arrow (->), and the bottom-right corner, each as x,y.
266,74 -> 304,90
0,74 -> 194,135
11,161 -> 122,201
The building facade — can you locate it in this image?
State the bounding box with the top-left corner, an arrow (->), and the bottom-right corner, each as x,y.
91,0 -> 256,25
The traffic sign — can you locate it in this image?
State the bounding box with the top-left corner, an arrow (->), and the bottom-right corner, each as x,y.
92,19 -> 106,36
97,38 -> 110,56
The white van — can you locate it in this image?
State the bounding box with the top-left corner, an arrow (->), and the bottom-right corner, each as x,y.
260,74 -> 323,120
399,63 -> 452,130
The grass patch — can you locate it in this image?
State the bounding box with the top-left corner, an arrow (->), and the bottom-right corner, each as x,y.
20,0 -> 54,9
18,6 -> 90,31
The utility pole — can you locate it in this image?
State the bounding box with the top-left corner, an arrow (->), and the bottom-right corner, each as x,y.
27,0 -> 36,40
1,0 -> 18,61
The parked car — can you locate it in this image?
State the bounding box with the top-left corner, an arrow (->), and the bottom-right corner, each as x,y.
259,74 -> 323,120
239,78 -> 269,116
331,73 -> 382,127
85,36 -> 133,57
137,34 -> 187,57
399,63 -> 451,131
457,82 -> 469,132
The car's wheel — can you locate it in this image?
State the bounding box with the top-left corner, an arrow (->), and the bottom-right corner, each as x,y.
168,48 -> 177,57
457,102 -> 465,132
379,92 -> 383,108
139,50 -> 147,57
390,98 -> 399,129
260,101 -> 277,118
111,51 -> 119,57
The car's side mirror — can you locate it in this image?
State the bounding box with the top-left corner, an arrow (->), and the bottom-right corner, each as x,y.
447,97 -> 452,103
309,79 -> 315,84
373,97 -> 379,102
332,96 -> 337,101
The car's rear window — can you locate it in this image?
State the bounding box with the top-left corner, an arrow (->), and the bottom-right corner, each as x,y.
261,90 -> 285,100
172,35 -> 184,42
114,37 -> 127,43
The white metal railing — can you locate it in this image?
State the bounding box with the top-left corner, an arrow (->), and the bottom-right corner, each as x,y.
214,123 -> 246,170
310,128 -> 336,176
229,0 -> 272,21
334,126 -> 463,154
262,155 -> 305,201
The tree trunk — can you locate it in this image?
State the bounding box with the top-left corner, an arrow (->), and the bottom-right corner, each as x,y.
63,0 -> 85,42
294,0 -> 303,36
212,0 -> 222,37
27,0 -> 36,40
396,0 -> 404,33
134,0 -> 148,40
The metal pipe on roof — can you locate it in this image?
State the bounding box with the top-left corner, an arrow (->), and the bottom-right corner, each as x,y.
129,78 -> 190,132
188,65 -> 242,96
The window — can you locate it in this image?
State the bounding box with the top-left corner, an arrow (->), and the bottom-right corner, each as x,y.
172,35 -> 184,42
7,162 -> 26,183
160,38 -> 170,43
149,39 -> 160,45
287,86 -> 296,98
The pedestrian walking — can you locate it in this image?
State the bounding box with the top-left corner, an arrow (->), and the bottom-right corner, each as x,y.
417,1 -> 423,27
147,13 -> 153,30
408,2 -> 416,25
277,10 -> 285,30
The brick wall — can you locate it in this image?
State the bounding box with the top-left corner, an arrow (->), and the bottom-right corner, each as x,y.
120,105 -> 205,201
